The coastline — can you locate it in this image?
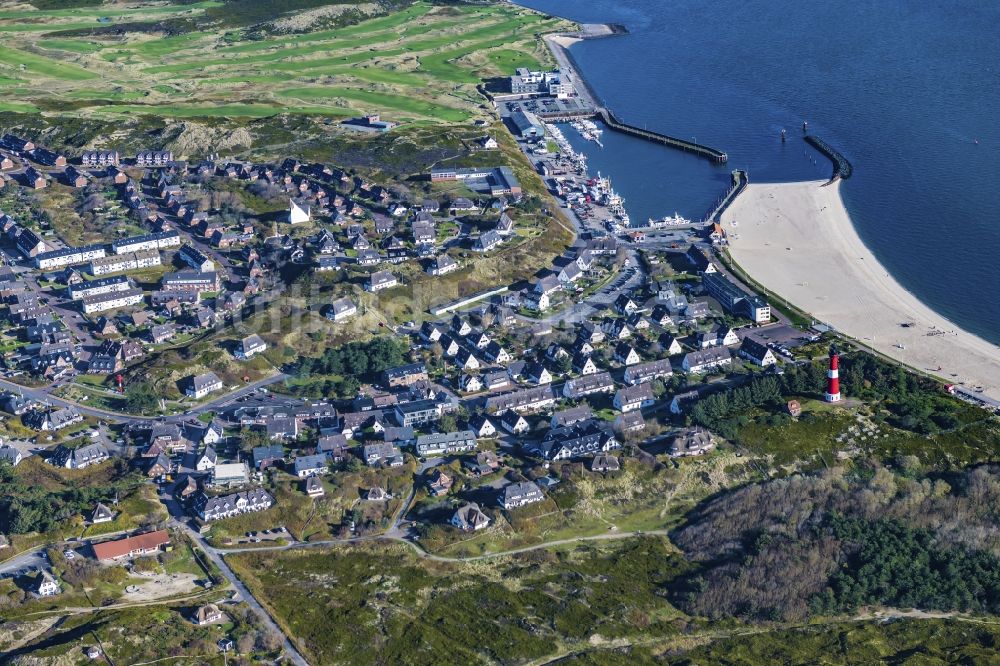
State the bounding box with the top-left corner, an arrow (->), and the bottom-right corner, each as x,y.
722,180 -> 1000,402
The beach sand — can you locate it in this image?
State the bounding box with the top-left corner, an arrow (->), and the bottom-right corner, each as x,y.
723,180 -> 1000,402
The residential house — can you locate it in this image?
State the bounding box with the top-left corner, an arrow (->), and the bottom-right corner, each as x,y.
452,503 -> 490,531
195,446 -> 217,472
482,370 -> 510,391
193,488 -> 275,521
464,450 -> 501,476
317,434 -> 349,461
363,442 -> 403,467
591,454 -> 621,473
562,372 -> 615,399
194,604 -> 224,625
150,323 -> 176,344
615,410 -> 646,434
0,445 -> 24,467
649,304 -> 674,328
739,336 -> 777,367
326,297 -> 357,322
681,348 -> 732,374
475,229 -> 503,252
613,343 -> 641,366
292,454 -> 329,478
614,294 -> 638,315
603,318 -> 632,341
500,410 -> 529,434
571,353 -> 598,376
484,386 -> 556,415
236,334 -> 267,360
26,407 -> 83,432
288,199 -> 311,224
534,420 -> 620,460
186,372 -> 223,399
366,270 -> 398,292
460,374 -> 483,393
382,363 -> 428,388
145,453 -> 171,478
427,254 -> 459,276
525,361 -> 552,385
614,383 -> 655,413
420,321 -> 445,343
469,414 -> 496,438
47,442 -> 107,469
498,481 -> 544,510
658,334 -> 684,356
623,359 -> 673,385
304,476 -> 324,497
551,406 -> 593,429
669,389 -> 701,415
451,315 -> 472,336
91,502 -> 114,524
266,417 -> 299,441
669,427 -> 715,457
252,445 -> 285,470
455,347 -> 480,371
483,341 -> 511,364
34,570 -> 60,597
415,430 -> 478,456
698,325 -> 739,349
426,469 -> 454,496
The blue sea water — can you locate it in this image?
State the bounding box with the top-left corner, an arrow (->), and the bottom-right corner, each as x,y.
517,0 -> 1000,345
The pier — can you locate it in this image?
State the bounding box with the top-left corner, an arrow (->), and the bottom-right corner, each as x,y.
703,169 -> 749,222
805,134 -> 852,180
597,108 -> 729,164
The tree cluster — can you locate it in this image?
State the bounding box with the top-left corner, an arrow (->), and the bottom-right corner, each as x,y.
811,514 -> 1000,615
296,336 -> 408,385
671,464 -> 1000,622
0,459 -> 145,535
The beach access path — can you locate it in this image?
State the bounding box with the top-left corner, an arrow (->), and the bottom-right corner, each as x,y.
722,180 -> 1000,402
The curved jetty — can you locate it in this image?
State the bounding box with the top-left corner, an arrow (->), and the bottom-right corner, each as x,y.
805,134 -> 852,180
598,108 -> 728,164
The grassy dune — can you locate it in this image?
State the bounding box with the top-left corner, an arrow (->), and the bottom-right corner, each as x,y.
0,1 -> 568,122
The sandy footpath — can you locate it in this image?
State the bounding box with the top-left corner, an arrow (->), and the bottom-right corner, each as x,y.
722,180 -> 1000,402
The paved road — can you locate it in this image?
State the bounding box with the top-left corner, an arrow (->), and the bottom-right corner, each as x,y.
157,487 -> 308,666
215,527 -> 671,564
0,545 -> 48,577
0,372 -> 288,424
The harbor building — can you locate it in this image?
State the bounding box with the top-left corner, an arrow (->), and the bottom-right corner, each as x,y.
702,271 -> 771,324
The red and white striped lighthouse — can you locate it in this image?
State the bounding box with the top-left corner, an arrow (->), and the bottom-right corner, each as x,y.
824,345 -> 841,403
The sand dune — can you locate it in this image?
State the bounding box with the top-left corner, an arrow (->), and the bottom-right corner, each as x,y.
723,180 -> 1000,402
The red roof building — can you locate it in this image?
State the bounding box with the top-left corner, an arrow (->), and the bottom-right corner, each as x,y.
91,530 -> 169,561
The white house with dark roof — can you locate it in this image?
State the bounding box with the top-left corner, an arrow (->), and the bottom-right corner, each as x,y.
499,481 -> 544,510
196,446 -> 218,471
366,270 -> 398,292
623,359 -> 673,385
739,336 -> 777,366
682,348 -> 732,374
187,372 -> 223,399
236,334 -> 267,360
613,343 -> 641,366
613,383 -> 655,413
288,199 -> 311,224
327,297 -> 357,322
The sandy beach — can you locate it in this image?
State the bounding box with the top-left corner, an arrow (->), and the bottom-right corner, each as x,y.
722,180 -> 1000,402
